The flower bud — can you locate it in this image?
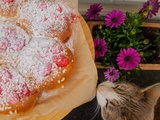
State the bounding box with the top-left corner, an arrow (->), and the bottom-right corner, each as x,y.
131,29 -> 136,34
98,25 -> 102,29
129,43 -> 133,46
143,39 -> 150,44
140,52 -> 144,57
152,50 -> 156,54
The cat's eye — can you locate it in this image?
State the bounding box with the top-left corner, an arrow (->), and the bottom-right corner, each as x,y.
106,99 -> 108,107
112,85 -> 119,89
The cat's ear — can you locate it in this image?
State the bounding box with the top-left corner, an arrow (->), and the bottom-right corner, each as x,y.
140,83 -> 160,102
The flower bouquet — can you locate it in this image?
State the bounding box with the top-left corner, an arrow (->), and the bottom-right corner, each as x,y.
86,0 -> 160,82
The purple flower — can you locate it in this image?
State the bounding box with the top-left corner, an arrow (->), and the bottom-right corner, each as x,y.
104,67 -> 119,82
94,38 -> 107,58
139,0 -> 160,18
104,10 -> 125,28
116,48 -> 141,70
158,54 -> 160,58
86,3 -> 103,20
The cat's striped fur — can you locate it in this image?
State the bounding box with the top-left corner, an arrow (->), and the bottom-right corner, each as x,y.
97,81 -> 160,120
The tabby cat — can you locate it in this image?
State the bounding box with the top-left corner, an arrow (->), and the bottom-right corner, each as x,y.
97,81 -> 160,120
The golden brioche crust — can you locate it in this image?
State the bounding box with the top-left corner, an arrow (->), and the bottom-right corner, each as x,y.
0,91 -> 38,115
0,0 -> 26,21
16,19 -> 32,35
50,18 -> 72,43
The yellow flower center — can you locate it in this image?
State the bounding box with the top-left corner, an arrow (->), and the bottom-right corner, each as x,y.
143,11 -> 148,17
98,25 -> 102,29
148,6 -> 153,11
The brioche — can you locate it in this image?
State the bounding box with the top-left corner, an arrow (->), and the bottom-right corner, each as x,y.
0,0 -> 77,115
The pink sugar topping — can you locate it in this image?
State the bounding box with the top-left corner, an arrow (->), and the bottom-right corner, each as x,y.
53,55 -> 69,67
1,27 -> 27,51
70,13 -> 78,23
0,88 -> 2,95
16,83 -> 30,97
57,6 -> 62,13
37,1 -> 47,11
7,91 -> 20,105
5,28 -> 17,39
3,0 -> 14,3
0,66 -> 31,106
0,38 -> 10,51
0,68 -> 12,84
10,38 -> 25,51
43,16 -> 48,21
51,43 -> 63,54
41,63 -> 52,77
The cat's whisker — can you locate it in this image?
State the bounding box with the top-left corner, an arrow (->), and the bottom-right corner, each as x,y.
85,97 -> 101,120
89,105 -> 101,120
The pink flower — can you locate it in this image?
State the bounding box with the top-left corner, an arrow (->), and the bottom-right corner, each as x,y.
104,67 -> 119,82
86,3 -> 103,20
139,0 -> 160,18
116,48 -> 141,70
94,38 -> 107,58
105,10 -> 125,28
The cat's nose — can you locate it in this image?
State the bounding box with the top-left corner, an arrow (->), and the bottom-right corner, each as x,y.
97,84 -> 105,92
98,84 -> 112,93
97,84 -> 119,101
97,84 -> 114,95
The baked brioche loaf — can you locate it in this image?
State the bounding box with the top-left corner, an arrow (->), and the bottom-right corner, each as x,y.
0,0 -> 77,115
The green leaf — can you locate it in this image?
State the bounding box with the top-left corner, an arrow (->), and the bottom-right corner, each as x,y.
143,43 -> 152,50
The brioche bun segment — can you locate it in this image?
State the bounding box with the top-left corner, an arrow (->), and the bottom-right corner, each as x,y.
0,0 -> 26,20
0,64 -> 39,115
0,91 -> 39,115
16,18 -> 72,43
50,18 -> 72,43
37,47 -> 74,91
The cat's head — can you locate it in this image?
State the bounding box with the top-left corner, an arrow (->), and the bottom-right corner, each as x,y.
97,81 -> 160,120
